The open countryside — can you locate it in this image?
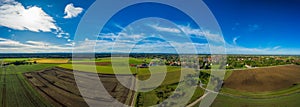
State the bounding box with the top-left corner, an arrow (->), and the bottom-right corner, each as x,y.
1,0 -> 300,106
0,54 -> 300,107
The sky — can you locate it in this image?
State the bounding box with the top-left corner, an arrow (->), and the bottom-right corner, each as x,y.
0,0 -> 299,54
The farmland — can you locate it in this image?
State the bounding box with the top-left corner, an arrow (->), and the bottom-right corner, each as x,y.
212,65 -> 300,107
30,58 -> 70,64
3,58 -> 70,64
0,64 -> 57,107
58,64 -> 183,75
1,55 -> 300,107
24,67 -> 135,107
223,65 -> 300,92
3,58 -> 31,63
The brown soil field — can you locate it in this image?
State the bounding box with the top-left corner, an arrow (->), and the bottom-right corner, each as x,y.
223,65 -> 300,92
24,67 -> 135,107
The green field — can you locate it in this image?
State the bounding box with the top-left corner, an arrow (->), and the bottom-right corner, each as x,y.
212,92 -> 300,107
3,58 -> 31,63
58,64 -> 183,75
0,64 -> 57,107
71,57 -> 152,64
211,82 -> 300,107
136,84 -> 205,107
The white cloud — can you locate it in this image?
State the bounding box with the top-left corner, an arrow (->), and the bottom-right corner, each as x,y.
0,1 -> 55,32
149,24 -> 181,33
0,38 -> 72,53
0,0 -> 14,4
0,1 -> 69,38
63,3 -> 83,19
26,41 -> 48,46
178,25 -> 224,43
65,42 -> 75,46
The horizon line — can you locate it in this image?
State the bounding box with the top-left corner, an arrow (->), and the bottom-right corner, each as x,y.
0,52 -> 299,56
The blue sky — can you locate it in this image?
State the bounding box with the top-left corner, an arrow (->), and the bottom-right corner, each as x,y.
0,0 -> 299,54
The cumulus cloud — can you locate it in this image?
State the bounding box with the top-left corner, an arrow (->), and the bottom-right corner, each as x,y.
0,1 -> 69,37
63,3 -> 83,19
0,1 -> 55,32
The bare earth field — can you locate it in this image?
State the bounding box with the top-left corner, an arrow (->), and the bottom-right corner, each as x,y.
224,65 -> 300,92
24,67 -> 135,107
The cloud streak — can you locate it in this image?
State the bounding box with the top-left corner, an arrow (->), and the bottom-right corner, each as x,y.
149,24 -> 181,33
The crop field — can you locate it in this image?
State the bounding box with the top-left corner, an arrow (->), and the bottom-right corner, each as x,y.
58,64 -> 183,75
24,67 -> 135,107
3,58 -> 31,63
212,65 -> 300,107
58,64 -> 138,74
72,57 -> 152,64
31,58 -> 70,64
212,92 -> 300,107
0,64 -> 57,107
223,65 -> 300,92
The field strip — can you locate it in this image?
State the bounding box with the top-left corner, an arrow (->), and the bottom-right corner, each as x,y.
1,62 -> 6,107
219,88 -> 300,99
9,67 -> 32,105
